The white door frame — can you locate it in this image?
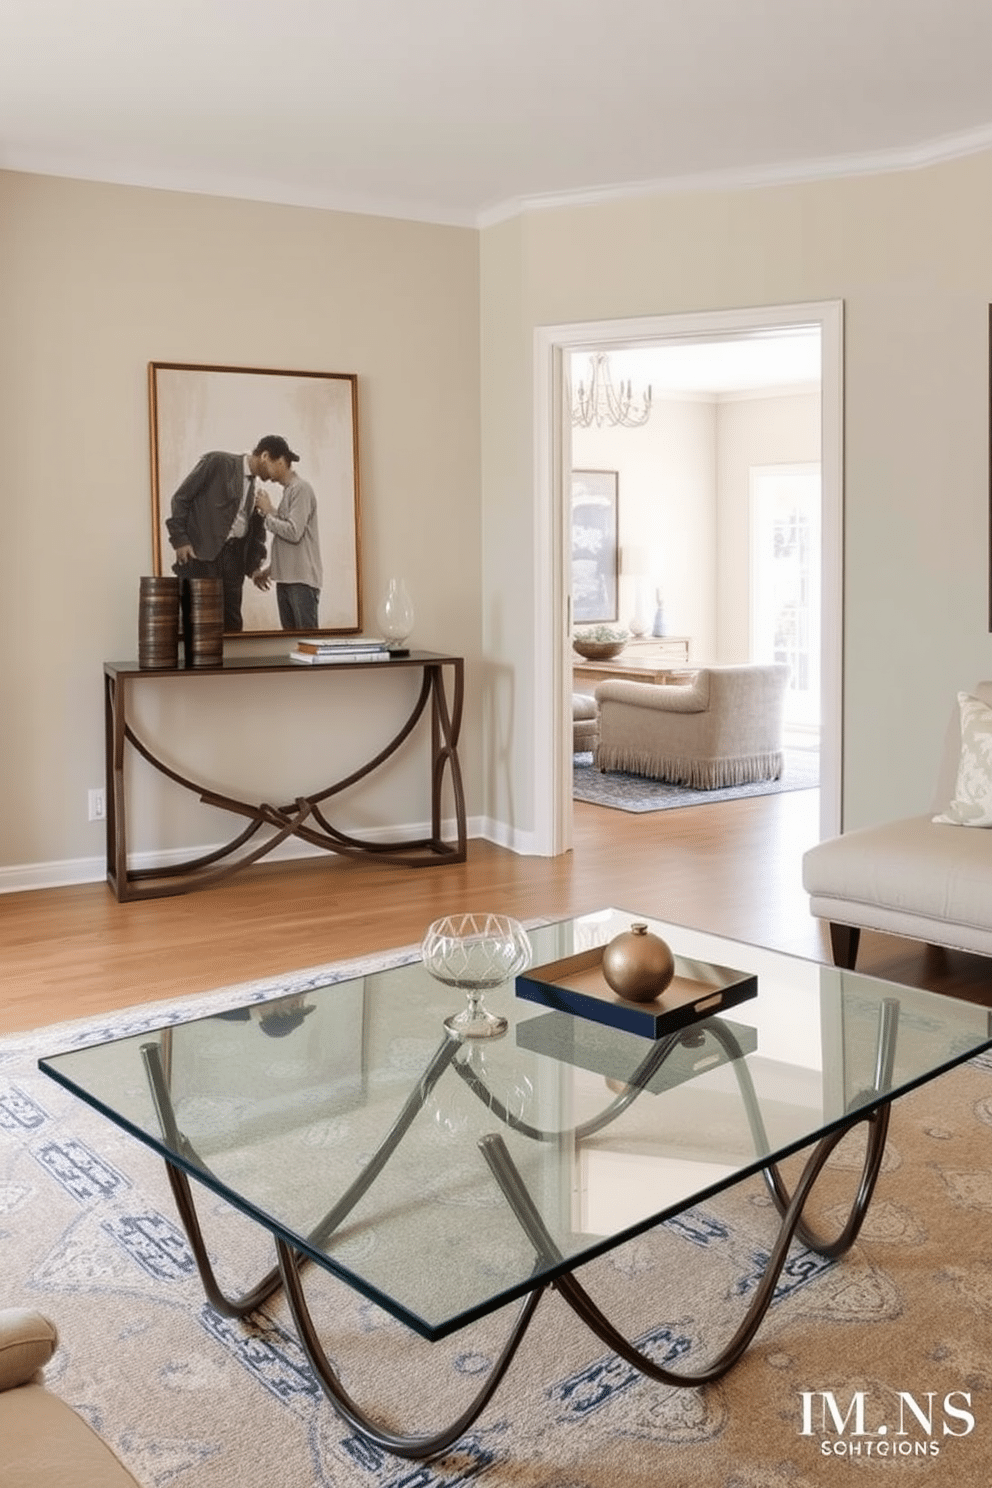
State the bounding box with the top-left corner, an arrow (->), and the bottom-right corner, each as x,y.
533,300 -> 844,855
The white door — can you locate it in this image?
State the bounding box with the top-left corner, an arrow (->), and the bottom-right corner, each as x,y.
750,463 -> 821,734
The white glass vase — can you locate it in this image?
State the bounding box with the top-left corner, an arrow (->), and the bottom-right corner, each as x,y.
377,577 -> 414,647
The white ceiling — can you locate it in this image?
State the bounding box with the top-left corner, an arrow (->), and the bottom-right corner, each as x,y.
577,332 -> 822,398
4,0 -> 992,227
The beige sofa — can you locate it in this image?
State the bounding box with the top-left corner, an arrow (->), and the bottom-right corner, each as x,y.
803,682 -> 992,968
0,1310 -> 140,1488
594,663 -> 789,788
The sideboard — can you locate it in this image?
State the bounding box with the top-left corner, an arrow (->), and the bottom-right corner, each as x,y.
572,635 -> 693,689
103,653 -> 466,902
619,637 -> 691,663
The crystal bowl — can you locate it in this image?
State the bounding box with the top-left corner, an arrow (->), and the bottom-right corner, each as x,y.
421,913 -> 532,1037
422,913 -> 532,988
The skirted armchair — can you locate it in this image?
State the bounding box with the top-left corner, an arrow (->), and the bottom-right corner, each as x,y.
594,663 -> 789,789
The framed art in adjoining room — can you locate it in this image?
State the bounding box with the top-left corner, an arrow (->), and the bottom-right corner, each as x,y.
571,469 -> 619,624
149,361 -> 362,636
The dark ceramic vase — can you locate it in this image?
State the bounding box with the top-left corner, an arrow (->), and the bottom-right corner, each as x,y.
138,576 -> 180,669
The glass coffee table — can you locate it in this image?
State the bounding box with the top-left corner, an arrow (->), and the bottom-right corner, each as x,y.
39,909 -> 992,1462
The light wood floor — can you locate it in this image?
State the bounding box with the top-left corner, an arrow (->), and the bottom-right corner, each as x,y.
3,790 -> 991,1034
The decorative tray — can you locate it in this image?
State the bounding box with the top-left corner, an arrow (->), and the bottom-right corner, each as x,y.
515,947 -> 757,1039
515,1011 -> 758,1093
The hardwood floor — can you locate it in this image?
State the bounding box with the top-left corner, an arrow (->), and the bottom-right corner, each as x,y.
2,789 -> 991,1034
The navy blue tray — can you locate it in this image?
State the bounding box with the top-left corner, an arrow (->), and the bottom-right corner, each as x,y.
515,946 -> 757,1039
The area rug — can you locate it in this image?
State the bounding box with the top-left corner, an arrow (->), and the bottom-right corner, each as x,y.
3,950 -> 992,1486
573,747 -> 819,812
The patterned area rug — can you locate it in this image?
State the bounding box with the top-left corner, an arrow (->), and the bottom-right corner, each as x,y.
4,950 -> 992,1487
573,747 -> 820,812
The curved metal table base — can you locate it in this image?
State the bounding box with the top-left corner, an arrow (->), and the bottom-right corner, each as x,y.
160,1097 -> 890,1463
277,1237 -> 546,1462
481,1103 -> 890,1391
145,1004 -> 899,1460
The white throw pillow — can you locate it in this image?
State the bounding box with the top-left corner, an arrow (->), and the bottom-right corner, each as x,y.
933,692 -> 992,827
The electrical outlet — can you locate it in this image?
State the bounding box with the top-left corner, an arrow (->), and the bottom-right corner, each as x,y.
88,788 -> 106,823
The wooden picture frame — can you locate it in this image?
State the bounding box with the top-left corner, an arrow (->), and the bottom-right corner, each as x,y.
571,469 -> 619,624
149,361 -> 362,636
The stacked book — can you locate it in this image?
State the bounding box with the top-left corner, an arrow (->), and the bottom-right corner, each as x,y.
289,637 -> 391,665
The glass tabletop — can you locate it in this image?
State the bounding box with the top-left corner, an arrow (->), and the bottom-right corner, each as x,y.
39,909 -> 992,1340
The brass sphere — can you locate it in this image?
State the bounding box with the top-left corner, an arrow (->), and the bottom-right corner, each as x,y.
601,922 -> 675,1003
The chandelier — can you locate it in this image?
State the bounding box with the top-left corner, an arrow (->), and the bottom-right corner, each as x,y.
571,352 -> 653,429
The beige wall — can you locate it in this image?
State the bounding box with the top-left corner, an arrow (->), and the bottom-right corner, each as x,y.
0,172 -> 481,882
8,145 -> 992,881
480,153 -> 992,833
479,216 -> 535,841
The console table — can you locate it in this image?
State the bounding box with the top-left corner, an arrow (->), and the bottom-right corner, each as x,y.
103,652 -> 466,902
572,635 -> 693,689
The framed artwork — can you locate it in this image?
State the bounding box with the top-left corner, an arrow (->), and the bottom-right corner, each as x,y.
149,361 -> 362,636
571,469 -> 619,624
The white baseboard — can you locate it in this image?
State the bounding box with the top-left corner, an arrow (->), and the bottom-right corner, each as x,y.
0,815 -> 523,895
0,857 -> 108,894
474,816 -> 549,856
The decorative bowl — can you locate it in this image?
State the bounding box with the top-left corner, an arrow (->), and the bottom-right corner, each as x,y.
422,913 -> 532,989
573,638 -> 627,661
422,913 -> 532,1038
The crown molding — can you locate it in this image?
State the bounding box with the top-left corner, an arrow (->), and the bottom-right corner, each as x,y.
477,121 -> 992,228
716,380 -> 821,404
6,118 -> 992,231
0,149 -> 479,229
630,381 -> 820,405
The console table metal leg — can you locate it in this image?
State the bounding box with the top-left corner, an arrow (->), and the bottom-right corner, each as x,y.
428,660 -> 466,857
105,672 -> 130,899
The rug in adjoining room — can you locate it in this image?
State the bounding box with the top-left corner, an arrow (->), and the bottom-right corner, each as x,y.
573,747 -> 820,812
3,948 -> 991,1487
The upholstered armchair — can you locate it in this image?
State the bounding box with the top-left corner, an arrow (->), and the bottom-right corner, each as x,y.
594,663 -> 789,788
0,1309 -> 141,1487
572,693 -> 599,752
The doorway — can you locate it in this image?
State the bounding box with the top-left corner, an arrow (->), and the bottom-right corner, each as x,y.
533,301 -> 843,856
